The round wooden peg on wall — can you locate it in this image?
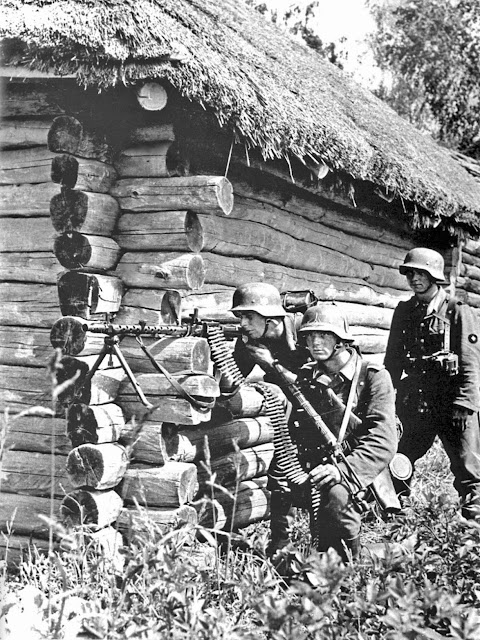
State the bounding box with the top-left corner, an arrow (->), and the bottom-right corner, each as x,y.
135,82 -> 168,111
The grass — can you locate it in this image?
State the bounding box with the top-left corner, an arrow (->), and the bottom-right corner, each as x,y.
1,437 -> 480,639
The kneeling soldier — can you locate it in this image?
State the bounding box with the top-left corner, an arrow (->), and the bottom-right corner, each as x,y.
293,303 -> 397,559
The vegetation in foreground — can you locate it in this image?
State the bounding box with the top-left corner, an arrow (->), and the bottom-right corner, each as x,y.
1,438 -> 480,640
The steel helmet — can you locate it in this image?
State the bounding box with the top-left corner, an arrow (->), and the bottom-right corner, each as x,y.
299,303 -> 354,341
399,248 -> 446,282
230,282 -> 286,317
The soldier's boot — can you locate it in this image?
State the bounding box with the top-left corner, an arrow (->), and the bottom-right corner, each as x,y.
344,536 -> 361,561
267,491 -> 295,557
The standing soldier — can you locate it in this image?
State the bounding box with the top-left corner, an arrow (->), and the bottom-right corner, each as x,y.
384,247 -> 480,519
288,303 -> 397,559
230,282 -> 309,554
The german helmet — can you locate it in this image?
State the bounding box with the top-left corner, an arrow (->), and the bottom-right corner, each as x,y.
399,248 -> 446,282
230,282 -> 286,317
299,303 -> 353,341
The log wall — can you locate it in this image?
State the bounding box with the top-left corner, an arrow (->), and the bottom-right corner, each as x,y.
1,78 -> 473,563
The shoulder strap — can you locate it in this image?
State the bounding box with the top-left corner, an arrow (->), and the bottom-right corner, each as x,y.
337,352 -> 362,444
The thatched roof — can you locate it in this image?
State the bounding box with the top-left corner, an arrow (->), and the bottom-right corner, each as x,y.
2,0 -> 480,234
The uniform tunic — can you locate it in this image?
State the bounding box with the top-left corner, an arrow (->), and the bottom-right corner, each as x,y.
295,350 -> 397,551
384,288 -> 480,515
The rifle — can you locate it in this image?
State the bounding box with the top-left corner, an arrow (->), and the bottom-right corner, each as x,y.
314,375 -> 405,512
271,361 -> 371,514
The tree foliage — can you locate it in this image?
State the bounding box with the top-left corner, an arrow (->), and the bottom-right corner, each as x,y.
369,0 -> 480,157
245,0 -> 344,67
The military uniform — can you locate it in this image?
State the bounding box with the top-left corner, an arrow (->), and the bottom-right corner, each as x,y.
232,313 -> 309,551
384,286 -> 480,517
295,349 -> 397,554
233,313 -> 307,383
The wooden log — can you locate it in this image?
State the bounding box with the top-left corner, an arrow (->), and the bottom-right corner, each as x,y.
118,371 -> 219,398
119,336 -> 212,375
350,328 -> 389,354
117,504 -> 198,535
57,271 -> 124,318
231,197 -> 409,270
0,326 -> 52,367
233,178 -> 413,250
0,147 -> 57,184
66,442 -> 128,490
50,189 -> 120,235
0,119 -> 51,149
60,489 -> 123,528
182,416 -> 273,461
54,232 -> 121,271
89,368 -> 126,406
460,263 -> 480,281
0,364 -> 56,413
51,154 -> 117,193
199,443 -> 274,486
0,493 -> 61,537
0,283 -> 59,328
47,115 -> 113,162
135,82 -> 168,111
127,123 -> 175,144
115,210 -> 199,252
464,239 -> 480,257
0,535 -> 51,566
53,356 -> 92,416
114,288 -> 182,325
457,275 -> 480,296
116,252 -> 205,291
0,252 -> 63,284
0,182 -> 59,216
66,403 -> 125,447
198,476 -> 269,531
110,176 -> 234,215
120,421 -> 197,465
455,288 -> 480,309
50,316 -> 108,357
193,212 -> 407,290
117,395 -> 212,426
0,217 -> 56,252
114,141 -> 186,178
122,461 -> 198,508
1,450 -> 72,497
3,414 -> 70,454
2,82 -> 66,118
218,385 -> 267,418
198,252 -> 408,309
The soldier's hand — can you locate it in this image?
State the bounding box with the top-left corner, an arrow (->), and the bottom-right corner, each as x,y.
309,463 -> 341,489
452,406 -> 473,430
245,344 -> 275,369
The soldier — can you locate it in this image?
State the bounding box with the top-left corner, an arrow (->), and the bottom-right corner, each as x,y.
230,282 -> 309,554
292,303 -> 397,559
384,247 -> 480,519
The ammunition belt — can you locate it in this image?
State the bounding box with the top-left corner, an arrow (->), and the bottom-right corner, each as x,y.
205,326 -> 321,544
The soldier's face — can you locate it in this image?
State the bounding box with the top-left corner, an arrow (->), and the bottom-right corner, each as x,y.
404,268 -> 433,294
238,311 -> 267,339
305,331 -> 338,361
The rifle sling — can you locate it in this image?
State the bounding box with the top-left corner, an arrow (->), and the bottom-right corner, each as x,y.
337,351 -> 362,444
136,338 -> 215,412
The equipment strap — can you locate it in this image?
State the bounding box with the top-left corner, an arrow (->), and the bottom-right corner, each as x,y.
337,352 -> 362,444
135,337 -> 215,413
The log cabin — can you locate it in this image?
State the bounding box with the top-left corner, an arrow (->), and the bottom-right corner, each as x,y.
1,0 -> 480,562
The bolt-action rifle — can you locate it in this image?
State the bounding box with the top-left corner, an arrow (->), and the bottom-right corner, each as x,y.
270,361 -> 372,514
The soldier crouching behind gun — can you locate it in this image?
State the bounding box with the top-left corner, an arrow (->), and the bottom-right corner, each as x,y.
288,303 -> 397,560
229,282 -> 310,555
384,248 -> 480,520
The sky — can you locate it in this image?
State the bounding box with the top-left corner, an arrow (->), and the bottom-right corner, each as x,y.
260,0 -> 382,86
